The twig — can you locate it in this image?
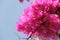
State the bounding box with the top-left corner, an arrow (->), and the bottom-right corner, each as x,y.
27,21 -> 47,40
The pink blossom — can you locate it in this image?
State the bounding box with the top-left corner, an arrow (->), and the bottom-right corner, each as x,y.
19,0 -> 30,3
19,0 -> 24,3
16,0 -> 60,40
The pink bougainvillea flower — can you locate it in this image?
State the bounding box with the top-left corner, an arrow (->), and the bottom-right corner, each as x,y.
16,0 -> 60,40
19,0 -> 24,3
19,0 -> 30,3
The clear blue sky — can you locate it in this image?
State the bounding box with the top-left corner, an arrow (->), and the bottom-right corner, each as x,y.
0,0 -> 33,40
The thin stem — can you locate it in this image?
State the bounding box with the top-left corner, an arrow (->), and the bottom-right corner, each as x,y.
27,21 -> 47,40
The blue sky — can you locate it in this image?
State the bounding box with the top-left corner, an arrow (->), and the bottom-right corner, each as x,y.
0,0 -> 33,40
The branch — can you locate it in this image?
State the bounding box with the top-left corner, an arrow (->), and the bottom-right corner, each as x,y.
27,21 -> 47,40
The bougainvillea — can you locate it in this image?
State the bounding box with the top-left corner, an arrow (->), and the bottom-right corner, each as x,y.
19,0 -> 30,3
16,0 -> 60,40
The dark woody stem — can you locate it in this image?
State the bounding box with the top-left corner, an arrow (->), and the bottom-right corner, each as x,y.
27,21 -> 46,40
58,33 -> 60,38
27,26 -> 40,40
27,32 -> 33,40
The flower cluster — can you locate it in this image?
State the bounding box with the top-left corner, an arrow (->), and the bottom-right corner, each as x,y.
16,0 -> 60,40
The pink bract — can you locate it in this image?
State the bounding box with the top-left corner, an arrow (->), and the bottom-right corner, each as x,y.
16,0 -> 60,39
19,0 -> 24,3
19,0 -> 30,3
